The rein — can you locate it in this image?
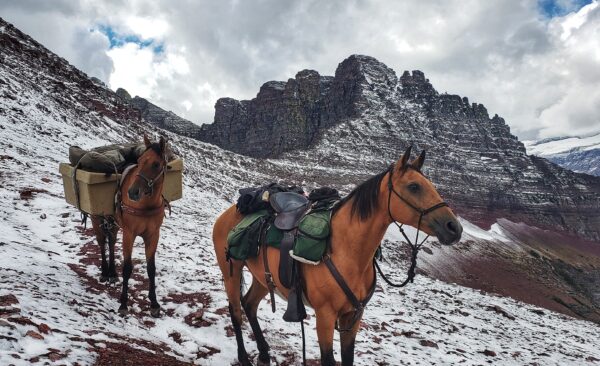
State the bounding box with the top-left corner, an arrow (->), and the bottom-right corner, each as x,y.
379,164 -> 447,287
324,163 -> 448,332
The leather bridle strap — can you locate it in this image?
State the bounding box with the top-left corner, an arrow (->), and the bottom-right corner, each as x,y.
380,164 -> 448,287
136,166 -> 166,194
136,149 -> 168,195
323,254 -> 377,332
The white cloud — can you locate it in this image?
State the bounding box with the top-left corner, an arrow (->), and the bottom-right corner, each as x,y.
125,16 -> 169,40
0,0 -> 599,138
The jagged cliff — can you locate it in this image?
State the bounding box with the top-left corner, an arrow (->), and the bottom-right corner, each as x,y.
198,55 -> 600,241
114,89 -> 204,139
3,17 -> 600,364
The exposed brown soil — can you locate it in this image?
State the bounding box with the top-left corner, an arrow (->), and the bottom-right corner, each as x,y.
425,219 -> 600,323
94,342 -> 192,366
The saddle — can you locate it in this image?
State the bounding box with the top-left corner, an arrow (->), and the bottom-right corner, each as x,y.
269,192 -> 310,322
270,192 -> 309,230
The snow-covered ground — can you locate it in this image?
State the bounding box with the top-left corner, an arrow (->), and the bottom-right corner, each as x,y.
2,83 -> 600,365
1,19 -> 600,364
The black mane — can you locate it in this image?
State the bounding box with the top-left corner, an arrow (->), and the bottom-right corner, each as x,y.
335,166 -> 391,220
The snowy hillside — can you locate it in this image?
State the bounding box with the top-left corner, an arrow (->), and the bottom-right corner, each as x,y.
524,134 -> 600,176
2,110 -> 600,365
2,16 -> 600,365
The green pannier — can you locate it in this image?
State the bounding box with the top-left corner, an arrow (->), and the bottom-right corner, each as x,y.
227,209 -> 269,260
265,225 -> 283,248
292,210 -> 330,264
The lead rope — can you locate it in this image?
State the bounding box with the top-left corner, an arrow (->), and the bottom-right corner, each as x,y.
301,320 -> 306,366
377,164 -> 448,287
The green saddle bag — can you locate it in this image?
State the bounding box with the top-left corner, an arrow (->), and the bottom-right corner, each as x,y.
227,210 -> 269,261
292,210 -> 330,264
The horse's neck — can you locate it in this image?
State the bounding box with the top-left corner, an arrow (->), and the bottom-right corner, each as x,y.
330,183 -> 391,274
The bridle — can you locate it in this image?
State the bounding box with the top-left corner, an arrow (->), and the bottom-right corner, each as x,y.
312,160 -> 450,357
136,152 -> 167,197
377,163 -> 448,287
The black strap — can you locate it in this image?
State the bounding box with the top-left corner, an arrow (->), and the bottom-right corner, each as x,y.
379,164 -> 448,287
323,254 -> 376,332
300,320 -> 306,366
262,224 -> 277,313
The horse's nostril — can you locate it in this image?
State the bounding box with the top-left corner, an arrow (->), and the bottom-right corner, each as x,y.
128,188 -> 140,200
446,220 -> 457,234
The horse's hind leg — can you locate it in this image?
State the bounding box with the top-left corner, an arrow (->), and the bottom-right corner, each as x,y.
242,277 -> 271,365
214,206 -> 251,364
91,217 -> 109,282
106,221 -> 119,283
223,260 -> 252,366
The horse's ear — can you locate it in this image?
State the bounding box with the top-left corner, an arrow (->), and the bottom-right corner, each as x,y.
397,145 -> 412,169
159,136 -> 167,154
143,134 -> 151,148
412,149 -> 426,170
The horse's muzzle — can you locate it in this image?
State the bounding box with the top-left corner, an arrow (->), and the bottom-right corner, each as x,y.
430,216 -> 463,245
128,187 -> 141,202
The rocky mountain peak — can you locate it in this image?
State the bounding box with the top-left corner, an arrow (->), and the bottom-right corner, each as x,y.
195,54 -> 600,241
115,87 -> 132,102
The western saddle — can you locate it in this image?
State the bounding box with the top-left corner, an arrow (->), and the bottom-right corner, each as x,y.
267,191 -> 311,322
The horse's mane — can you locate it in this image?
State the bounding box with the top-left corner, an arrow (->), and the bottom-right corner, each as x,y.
334,165 -> 392,220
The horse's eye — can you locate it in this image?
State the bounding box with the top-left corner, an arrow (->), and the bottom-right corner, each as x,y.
407,183 -> 420,193
152,162 -> 160,169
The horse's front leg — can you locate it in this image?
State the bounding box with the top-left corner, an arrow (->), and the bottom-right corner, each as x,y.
339,311 -> 363,366
143,231 -> 161,318
316,306 -> 337,366
118,230 -> 135,315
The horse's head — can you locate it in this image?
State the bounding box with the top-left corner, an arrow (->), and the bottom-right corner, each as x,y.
388,146 -> 462,245
127,134 -> 169,202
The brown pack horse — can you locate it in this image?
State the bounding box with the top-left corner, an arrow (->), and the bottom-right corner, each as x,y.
91,134 -> 170,318
213,146 -> 463,365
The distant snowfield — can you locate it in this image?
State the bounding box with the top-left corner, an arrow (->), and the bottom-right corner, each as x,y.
2,108 -> 600,365
524,133 -> 600,156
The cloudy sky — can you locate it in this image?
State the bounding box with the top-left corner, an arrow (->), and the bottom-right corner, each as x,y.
0,0 -> 598,139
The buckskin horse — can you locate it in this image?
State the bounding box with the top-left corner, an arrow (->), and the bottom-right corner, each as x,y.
212,146 -> 463,365
90,134 -> 170,318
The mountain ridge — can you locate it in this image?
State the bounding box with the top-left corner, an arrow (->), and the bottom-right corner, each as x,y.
2,16 -> 600,364
193,54 -> 600,241
524,133 -> 600,176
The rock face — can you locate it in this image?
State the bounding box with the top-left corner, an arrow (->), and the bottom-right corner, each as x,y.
126,95 -> 203,138
199,55 -> 600,241
199,70 -> 335,157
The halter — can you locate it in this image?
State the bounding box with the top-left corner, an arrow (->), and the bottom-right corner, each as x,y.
377,163 -> 448,287
136,152 -> 167,196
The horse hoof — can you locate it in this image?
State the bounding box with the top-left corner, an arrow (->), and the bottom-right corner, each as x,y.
118,307 -> 128,316
150,307 -> 161,318
99,275 -> 109,283
108,276 -> 119,284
